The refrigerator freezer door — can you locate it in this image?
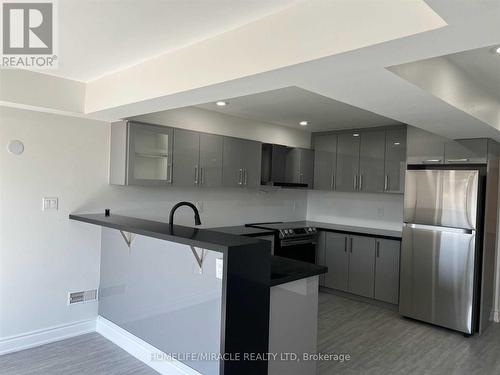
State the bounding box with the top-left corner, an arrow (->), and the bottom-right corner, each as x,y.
404,170 -> 478,230
399,224 -> 476,333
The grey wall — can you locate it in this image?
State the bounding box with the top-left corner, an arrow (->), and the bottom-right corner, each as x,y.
0,106 -> 307,343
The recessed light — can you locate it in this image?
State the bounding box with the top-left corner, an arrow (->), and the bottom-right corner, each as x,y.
496,46 -> 500,54
216,101 -> 227,107
299,121 -> 309,126
353,133 -> 360,137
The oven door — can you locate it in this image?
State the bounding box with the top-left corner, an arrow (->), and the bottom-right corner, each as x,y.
276,237 -> 316,263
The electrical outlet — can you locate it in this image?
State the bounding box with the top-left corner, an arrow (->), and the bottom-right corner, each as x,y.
216,258 -> 223,280
42,197 -> 58,211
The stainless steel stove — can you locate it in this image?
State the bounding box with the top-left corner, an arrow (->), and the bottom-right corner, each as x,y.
245,222 -> 317,263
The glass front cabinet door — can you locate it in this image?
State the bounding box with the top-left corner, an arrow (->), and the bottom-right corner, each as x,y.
128,122 -> 173,186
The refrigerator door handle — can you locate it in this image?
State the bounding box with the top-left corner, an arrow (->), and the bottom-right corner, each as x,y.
405,223 -> 474,235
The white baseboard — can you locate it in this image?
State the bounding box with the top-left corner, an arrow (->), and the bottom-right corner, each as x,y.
96,316 -> 200,375
490,310 -> 500,323
0,319 -> 96,356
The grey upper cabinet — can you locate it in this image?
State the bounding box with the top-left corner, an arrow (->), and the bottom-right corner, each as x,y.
313,134 -> 337,190
348,235 -> 376,298
445,139 -> 488,164
199,133 -> 223,187
374,239 -> 400,304
384,128 -> 407,193
324,232 -> 349,291
172,129 -> 223,187
172,129 -> 200,187
127,122 -> 173,186
359,130 -> 385,193
222,137 -> 243,187
222,137 -> 261,188
407,126 -> 447,165
285,148 -> 314,187
243,139 -> 262,188
336,132 -> 361,192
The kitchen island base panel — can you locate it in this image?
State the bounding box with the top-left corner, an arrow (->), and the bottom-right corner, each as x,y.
269,276 -> 319,375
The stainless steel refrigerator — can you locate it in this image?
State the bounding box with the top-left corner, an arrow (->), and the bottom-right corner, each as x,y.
400,169 -> 481,335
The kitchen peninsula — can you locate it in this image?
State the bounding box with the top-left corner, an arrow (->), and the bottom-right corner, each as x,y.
69,212 -> 326,375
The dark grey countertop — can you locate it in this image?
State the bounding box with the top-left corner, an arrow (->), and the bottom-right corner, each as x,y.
270,256 -> 327,287
208,225 -> 275,237
69,213 -> 261,252
69,213 -> 325,287
258,221 -> 402,239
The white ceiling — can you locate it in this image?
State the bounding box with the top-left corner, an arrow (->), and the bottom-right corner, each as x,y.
446,46 -> 500,100
56,0 -> 299,81
196,87 -> 400,132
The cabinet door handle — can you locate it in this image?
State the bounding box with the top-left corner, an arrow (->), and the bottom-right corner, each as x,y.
384,175 -> 389,191
244,169 -> 248,186
200,167 -> 204,185
350,237 -> 353,253
358,174 -> 363,190
331,169 -> 335,189
423,159 -> 441,164
344,236 -> 347,252
238,169 -> 243,185
194,165 -> 199,185
167,164 -> 172,183
376,241 -> 380,258
447,158 -> 470,163
353,175 -> 357,190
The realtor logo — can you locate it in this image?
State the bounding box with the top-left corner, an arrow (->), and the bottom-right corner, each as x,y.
1,1 -> 57,68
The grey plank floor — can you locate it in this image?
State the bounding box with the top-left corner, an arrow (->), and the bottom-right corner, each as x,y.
318,291 -> 500,375
2,292 -> 500,374
0,332 -> 158,375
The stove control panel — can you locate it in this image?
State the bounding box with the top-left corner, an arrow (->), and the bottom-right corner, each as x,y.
278,227 -> 317,239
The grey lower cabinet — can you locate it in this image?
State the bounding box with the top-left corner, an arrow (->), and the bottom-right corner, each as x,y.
336,132 -> 360,192
285,148 -> 314,187
374,239 -> 400,304
324,232 -> 349,291
172,129 -> 223,187
384,129 -> 407,193
348,235 -> 376,298
359,130 -> 385,193
313,134 -> 337,190
222,137 -> 261,188
320,231 -> 401,304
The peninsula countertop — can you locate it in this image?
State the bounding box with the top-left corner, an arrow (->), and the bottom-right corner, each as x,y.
69,213 -> 327,286
69,213 -> 261,252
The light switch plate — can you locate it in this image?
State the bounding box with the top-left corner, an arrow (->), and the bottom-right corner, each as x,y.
42,197 -> 58,211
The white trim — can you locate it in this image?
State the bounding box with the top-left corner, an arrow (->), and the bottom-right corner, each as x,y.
490,309 -> 500,323
96,316 -> 201,375
0,319 -> 96,355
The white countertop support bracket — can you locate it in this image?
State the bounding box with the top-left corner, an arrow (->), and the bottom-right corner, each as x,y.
119,230 -> 136,248
190,246 -> 206,273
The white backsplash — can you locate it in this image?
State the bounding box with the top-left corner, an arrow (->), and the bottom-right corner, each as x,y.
306,190 -> 404,231
76,185 -> 308,228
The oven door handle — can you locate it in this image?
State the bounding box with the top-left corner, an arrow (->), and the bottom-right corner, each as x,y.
280,238 -> 316,247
